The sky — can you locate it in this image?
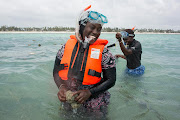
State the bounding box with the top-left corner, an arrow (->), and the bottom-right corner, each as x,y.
0,0 -> 180,30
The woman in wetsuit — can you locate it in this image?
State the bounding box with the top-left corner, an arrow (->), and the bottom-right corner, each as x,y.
53,9 -> 116,117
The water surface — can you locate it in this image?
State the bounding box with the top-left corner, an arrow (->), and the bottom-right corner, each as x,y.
0,33 -> 180,120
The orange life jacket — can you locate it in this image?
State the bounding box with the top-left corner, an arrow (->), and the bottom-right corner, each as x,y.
58,35 -> 108,85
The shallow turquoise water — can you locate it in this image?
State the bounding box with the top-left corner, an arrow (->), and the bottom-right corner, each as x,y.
0,33 -> 180,120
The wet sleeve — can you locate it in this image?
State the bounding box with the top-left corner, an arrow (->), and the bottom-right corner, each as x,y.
53,44 -> 65,88
89,47 -> 116,95
89,67 -> 116,95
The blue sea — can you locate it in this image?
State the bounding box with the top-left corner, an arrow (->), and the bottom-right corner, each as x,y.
0,33 -> 180,120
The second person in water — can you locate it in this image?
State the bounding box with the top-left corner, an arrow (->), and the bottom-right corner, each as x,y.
115,29 -> 145,75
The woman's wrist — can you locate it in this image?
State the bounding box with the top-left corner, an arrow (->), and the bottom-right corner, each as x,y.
118,37 -> 122,43
89,89 -> 95,95
119,40 -> 122,44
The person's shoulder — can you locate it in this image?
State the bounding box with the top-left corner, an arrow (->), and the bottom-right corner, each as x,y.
101,47 -> 116,69
60,43 -> 66,49
56,44 -> 66,59
134,39 -> 141,46
102,47 -> 113,55
102,47 -> 108,53
134,39 -> 141,44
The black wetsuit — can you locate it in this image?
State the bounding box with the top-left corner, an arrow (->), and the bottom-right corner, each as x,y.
126,39 -> 142,69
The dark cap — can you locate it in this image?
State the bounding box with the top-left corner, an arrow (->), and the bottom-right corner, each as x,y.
125,29 -> 135,37
125,29 -> 134,34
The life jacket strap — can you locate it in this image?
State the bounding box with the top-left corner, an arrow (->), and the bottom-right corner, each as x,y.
59,63 -> 68,70
88,69 -> 101,77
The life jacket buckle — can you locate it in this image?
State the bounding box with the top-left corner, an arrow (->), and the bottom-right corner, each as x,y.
88,69 -> 101,77
88,69 -> 95,76
64,63 -> 68,70
60,63 -> 68,70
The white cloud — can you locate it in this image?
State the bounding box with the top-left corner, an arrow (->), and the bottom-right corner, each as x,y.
0,0 -> 179,30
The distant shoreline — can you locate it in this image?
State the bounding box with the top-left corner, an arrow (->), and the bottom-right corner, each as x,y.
0,31 -> 180,34
0,31 -> 75,34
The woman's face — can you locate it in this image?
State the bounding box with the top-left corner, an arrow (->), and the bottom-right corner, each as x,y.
82,22 -> 102,44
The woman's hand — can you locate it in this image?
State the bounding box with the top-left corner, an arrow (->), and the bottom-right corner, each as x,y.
57,85 -> 68,102
73,89 -> 92,104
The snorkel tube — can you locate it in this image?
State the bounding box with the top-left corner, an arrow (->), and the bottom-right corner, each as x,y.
132,26 -> 135,30
75,5 -> 91,43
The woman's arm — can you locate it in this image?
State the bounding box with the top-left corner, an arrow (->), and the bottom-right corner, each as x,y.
74,67 -> 116,104
90,47 -> 116,95
53,45 -> 68,102
116,32 -> 132,56
89,67 -> 116,95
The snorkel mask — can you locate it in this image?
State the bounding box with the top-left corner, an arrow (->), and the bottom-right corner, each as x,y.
87,11 -> 108,25
75,5 -> 108,48
120,31 -> 135,39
